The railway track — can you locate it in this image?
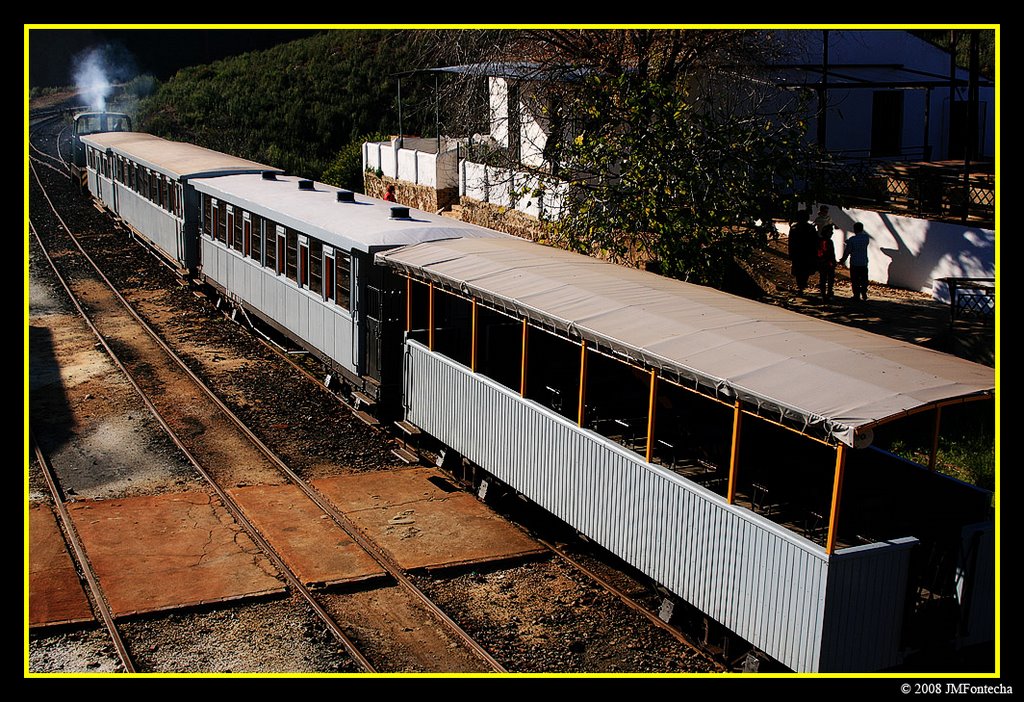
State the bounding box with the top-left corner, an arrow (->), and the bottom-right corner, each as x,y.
29,156 -> 509,673
28,109 -> 725,674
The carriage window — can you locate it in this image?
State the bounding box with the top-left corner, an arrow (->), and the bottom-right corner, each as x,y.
225,206 -> 235,248
276,225 -> 287,275
242,212 -> 252,258
335,251 -> 351,311
150,171 -> 159,203
232,207 -> 244,253
216,201 -> 227,244
203,196 -> 213,237
264,222 -> 277,271
298,235 -> 309,288
251,215 -> 263,264
309,240 -> 323,296
286,228 -> 298,282
323,248 -> 335,302
160,176 -> 169,210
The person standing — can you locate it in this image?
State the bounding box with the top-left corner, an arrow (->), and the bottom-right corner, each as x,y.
814,205 -> 837,302
787,209 -> 817,295
383,184 -> 397,202
816,232 -> 837,301
813,204 -> 834,240
840,222 -> 871,301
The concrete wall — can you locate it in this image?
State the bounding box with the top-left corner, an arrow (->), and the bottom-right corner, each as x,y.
363,140 -> 458,190
778,30 -> 995,160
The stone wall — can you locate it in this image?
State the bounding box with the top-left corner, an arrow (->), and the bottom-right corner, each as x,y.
363,172 -> 458,214
454,197 -> 553,243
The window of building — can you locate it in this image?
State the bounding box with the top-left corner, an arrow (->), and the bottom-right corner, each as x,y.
871,90 -> 904,157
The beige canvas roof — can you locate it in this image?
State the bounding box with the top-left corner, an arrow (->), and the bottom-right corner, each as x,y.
378,236 -> 995,447
80,132 -> 279,180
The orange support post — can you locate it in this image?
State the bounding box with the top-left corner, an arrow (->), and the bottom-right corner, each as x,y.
645,370 -> 658,463
577,341 -> 587,427
519,319 -> 528,397
727,400 -> 742,504
405,276 -> 412,333
428,283 -> 435,351
826,444 -> 848,555
471,300 -> 478,372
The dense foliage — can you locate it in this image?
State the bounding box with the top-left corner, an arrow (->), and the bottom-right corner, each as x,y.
137,31 -> 442,181
436,29 -> 825,286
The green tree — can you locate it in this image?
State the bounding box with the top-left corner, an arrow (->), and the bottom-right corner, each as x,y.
450,29 -> 824,286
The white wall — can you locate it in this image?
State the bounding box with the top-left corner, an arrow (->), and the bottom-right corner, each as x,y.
363,140 -> 458,190
489,77 -> 510,148
778,29 -> 995,160
813,205 -> 994,298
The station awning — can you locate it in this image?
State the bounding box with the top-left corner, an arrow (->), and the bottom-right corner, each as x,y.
377,236 -> 994,447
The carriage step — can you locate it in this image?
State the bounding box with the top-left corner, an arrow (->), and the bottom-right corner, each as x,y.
352,391 -> 376,409
395,420 -> 421,438
391,446 -> 420,464
354,410 -> 380,427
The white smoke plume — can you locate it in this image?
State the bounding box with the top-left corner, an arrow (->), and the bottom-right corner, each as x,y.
72,44 -> 137,112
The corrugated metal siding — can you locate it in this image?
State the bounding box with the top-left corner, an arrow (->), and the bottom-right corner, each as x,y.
958,522 -> 995,646
405,341 -> 832,672
818,538 -> 917,671
112,184 -> 183,267
200,239 -> 356,375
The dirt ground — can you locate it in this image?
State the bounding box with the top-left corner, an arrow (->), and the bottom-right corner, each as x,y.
745,237 -> 995,367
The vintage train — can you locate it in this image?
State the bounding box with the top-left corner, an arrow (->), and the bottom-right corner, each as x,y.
77,126 -> 996,673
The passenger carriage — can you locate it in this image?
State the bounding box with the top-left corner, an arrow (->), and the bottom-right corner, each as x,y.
189,173 -> 508,407
76,130 -> 997,673
79,132 -> 279,274
377,236 -> 995,673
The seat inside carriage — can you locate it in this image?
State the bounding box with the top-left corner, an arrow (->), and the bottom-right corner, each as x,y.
389,237 -> 994,568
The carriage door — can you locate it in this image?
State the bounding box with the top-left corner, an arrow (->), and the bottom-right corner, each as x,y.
365,282 -> 384,380
364,268 -> 402,383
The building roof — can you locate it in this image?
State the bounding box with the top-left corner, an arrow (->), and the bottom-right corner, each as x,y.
79,132 -> 280,180
191,173 -> 511,254
377,236 -> 994,447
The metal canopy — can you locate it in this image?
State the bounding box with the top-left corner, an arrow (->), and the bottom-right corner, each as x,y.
378,236 -> 994,447
763,63 -> 994,90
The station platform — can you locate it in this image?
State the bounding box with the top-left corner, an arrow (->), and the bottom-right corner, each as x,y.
228,483 -> 387,587
313,468 -> 547,572
32,469 -> 545,621
28,504 -> 94,628
65,491 -> 286,617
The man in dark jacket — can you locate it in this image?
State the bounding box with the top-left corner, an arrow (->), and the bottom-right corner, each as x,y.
787,209 -> 817,295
